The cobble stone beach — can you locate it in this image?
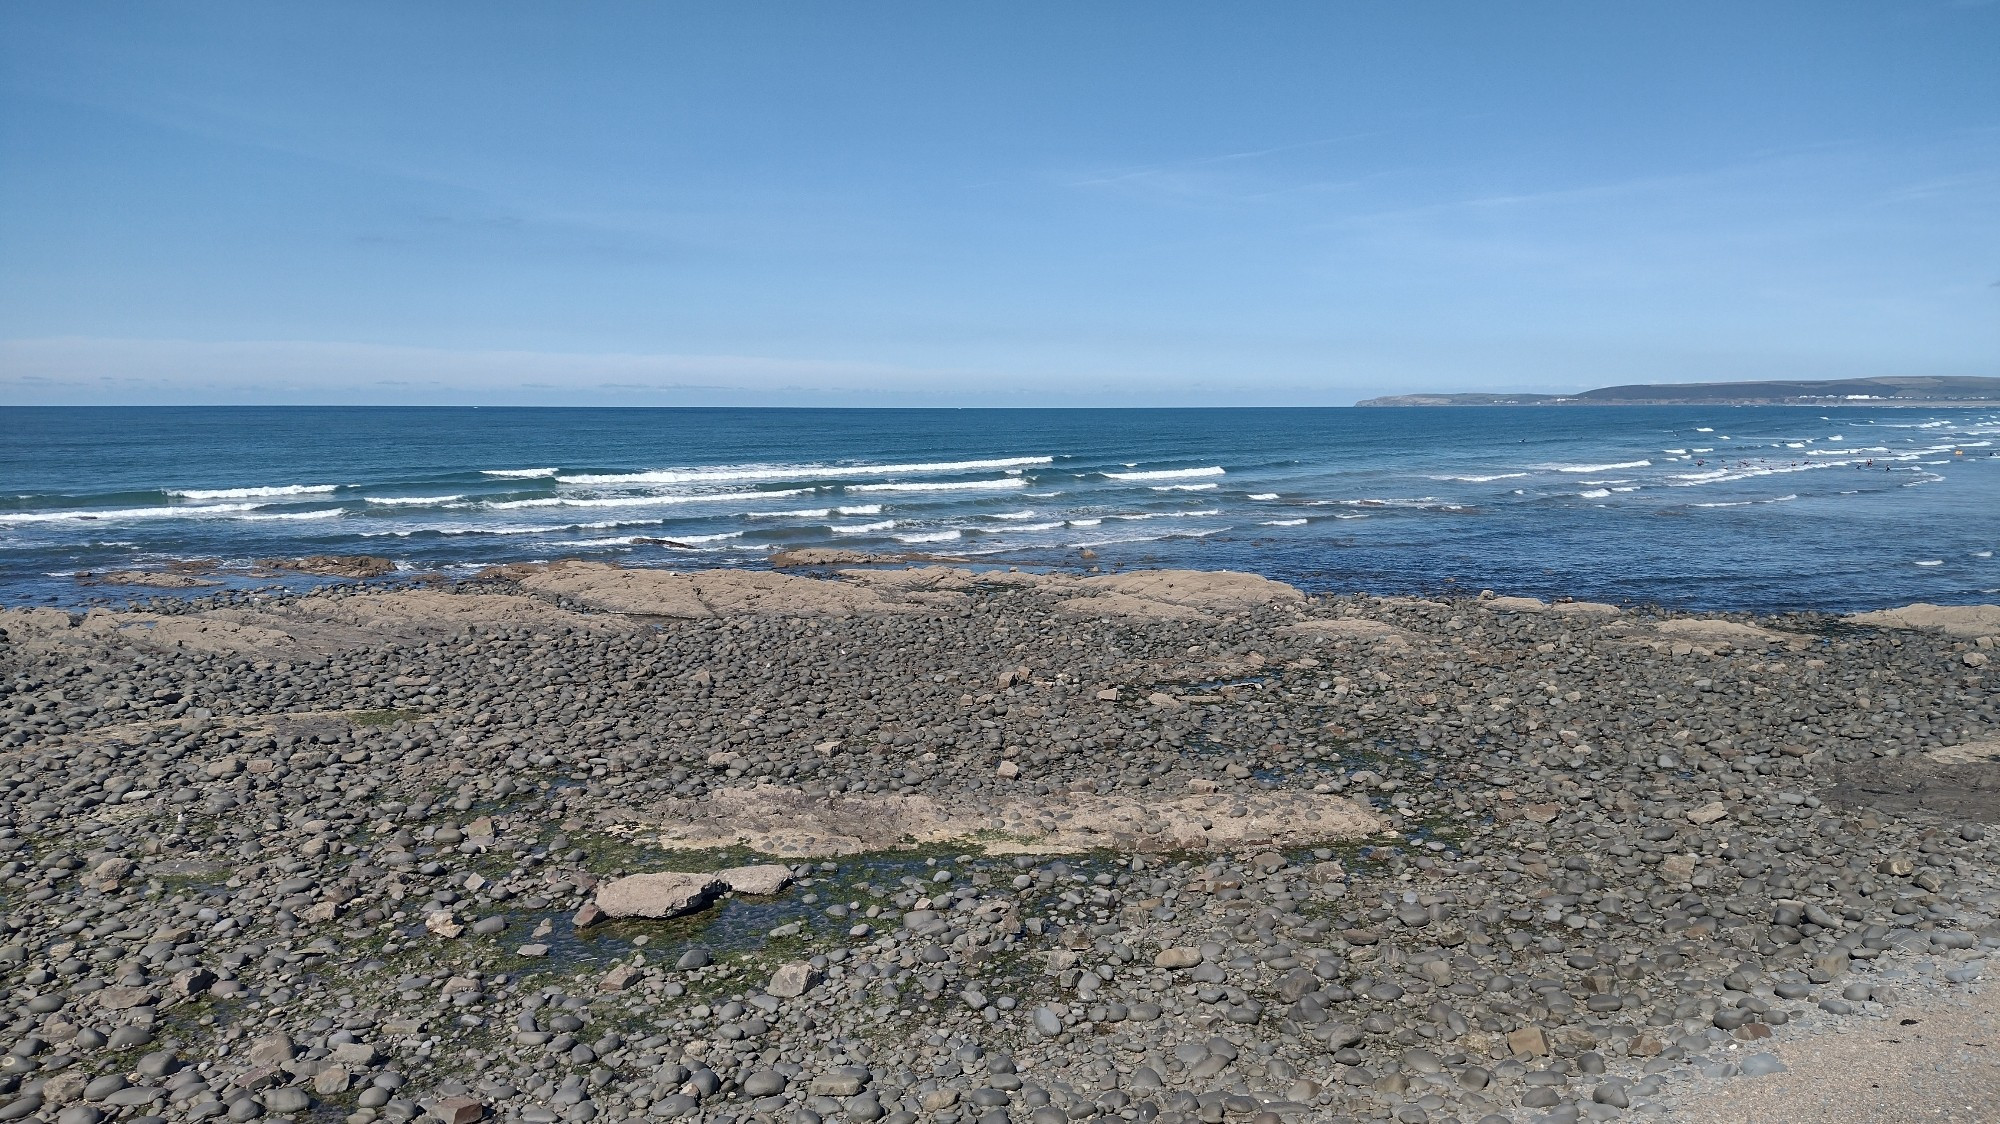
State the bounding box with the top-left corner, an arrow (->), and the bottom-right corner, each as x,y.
2,561 -> 1996,1124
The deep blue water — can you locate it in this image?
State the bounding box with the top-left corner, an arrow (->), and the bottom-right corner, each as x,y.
3,405 -> 1997,612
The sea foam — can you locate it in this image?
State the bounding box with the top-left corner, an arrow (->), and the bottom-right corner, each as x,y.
1552,461 -> 1651,473
558,456 -> 1050,486
1104,466 -> 1225,481
849,478 -> 1026,493
169,484 -> 341,499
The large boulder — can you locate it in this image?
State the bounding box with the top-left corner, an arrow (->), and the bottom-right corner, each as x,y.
590,872 -> 725,921
714,864 -> 793,895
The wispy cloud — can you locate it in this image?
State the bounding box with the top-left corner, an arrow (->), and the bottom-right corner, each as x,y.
1054,133 -> 1391,206
1064,133 -> 1381,189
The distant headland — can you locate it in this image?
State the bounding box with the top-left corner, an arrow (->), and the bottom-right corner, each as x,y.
1357,375 -> 2000,407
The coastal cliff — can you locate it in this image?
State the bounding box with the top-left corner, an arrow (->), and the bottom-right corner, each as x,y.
1359,375 -> 2000,406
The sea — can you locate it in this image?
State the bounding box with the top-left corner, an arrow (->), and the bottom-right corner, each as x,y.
4,405 -> 1997,613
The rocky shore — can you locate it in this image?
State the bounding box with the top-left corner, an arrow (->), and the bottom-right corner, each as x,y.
1,562 -> 1996,1124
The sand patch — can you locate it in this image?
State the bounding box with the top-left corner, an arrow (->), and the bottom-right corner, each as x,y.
1929,738 -> 2000,765
635,783 -> 1384,857
1668,979 -> 1999,1124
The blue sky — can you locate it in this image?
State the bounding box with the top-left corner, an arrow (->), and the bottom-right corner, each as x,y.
2,2 -> 1995,406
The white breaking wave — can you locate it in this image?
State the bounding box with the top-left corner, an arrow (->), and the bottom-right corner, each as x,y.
1248,493 -> 1280,500
1914,560 -> 1943,567
0,503 -> 262,524
488,488 -> 808,510
360,523 -> 575,538
986,510 -> 1038,520
169,484 -> 341,499
745,504 -> 878,518
1261,518 -> 1307,527
1668,462 -> 1833,486
849,478 -> 1025,493
238,509 -> 344,521
895,530 -> 961,543
830,520 -> 898,534
677,531 -> 745,544
1433,472 -> 1528,483
481,468 -> 558,478
1578,489 -> 1612,499
1006,522 -> 1066,532
365,495 -> 463,506
1314,496 -> 1444,509
1104,466 -> 1225,481
1551,461 -> 1650,473
558,456 -> 1051,486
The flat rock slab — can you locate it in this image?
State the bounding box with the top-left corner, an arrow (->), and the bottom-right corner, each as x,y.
1077,569 -> 1305,611
1058,592 -> 1213,621
1847,602 -> 2000,639
1287,618 -> 1426,648
89,570 -> 221,588
30,590 -> 612,658
1482,595 -> 1621,616
1649,618 -> 1796,649
636,783 -> 1385,857
520,562 -> 925,618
